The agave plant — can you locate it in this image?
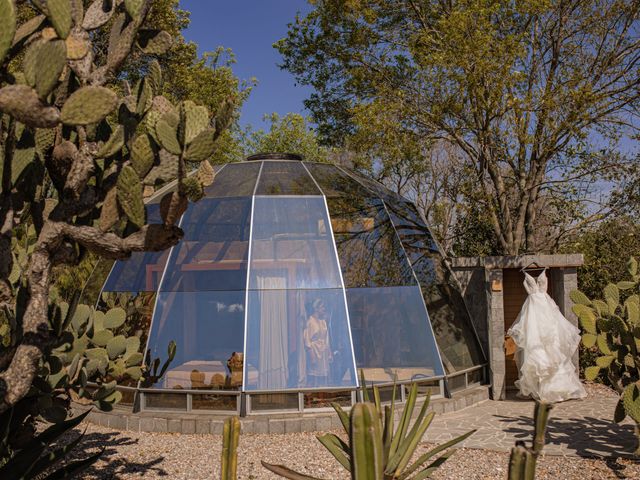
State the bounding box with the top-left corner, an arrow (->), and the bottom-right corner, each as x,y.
263,383 -> 475,480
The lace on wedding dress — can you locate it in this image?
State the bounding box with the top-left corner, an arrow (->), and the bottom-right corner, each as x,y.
507,270 -> 587,403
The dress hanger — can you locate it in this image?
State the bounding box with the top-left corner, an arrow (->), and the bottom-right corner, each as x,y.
520,261 -> 547,273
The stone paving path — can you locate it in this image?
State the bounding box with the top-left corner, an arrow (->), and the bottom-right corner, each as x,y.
424,392 -> 637,458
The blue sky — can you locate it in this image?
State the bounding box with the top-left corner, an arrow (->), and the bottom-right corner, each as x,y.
181,0 -> 313,130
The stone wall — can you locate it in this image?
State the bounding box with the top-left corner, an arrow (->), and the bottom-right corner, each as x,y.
450,254 -> 584,400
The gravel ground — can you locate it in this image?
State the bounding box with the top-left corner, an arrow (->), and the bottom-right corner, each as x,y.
72,426 -> 639,479
66,383 -> 639,479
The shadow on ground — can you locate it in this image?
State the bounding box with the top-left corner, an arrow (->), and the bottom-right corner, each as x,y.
62,429 -> 168,478
495,412 -> 637,457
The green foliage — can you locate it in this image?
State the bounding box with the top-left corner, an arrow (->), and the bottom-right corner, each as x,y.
278,0 -> 639,254
571,257 -> 640,454
262,383 -> 474,479
240,113 -> 332,163
565,217 -> 640,300
507,402 -> 552,480
221,416 -> 240,480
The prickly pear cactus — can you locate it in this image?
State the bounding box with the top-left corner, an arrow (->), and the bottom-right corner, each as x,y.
571,256 -> 640,453
53,300 -> 145,410
0,2 -> 236,477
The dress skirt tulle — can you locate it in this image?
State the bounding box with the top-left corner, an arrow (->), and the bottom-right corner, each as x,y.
507,291 -> 587,403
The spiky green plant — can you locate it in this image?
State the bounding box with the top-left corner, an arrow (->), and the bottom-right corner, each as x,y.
262,383 -> 475,480
507,402 -> 552,480
571,256 -> 640,454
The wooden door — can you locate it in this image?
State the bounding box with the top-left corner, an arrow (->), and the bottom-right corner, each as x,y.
502,270 -> 527,388
502,269 -> 554,388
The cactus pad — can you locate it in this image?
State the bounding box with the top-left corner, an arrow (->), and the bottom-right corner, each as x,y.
131,133 -> 155,177
99,188 -> 121,232
148,60 -> 163,95
623,383 -> 640,424
596,334 -> 612,355
582,333 -> 596,348
185,128 -> 216,162
117,165 -> 145,228
23,40 -> 42,88
65,29 -> 90,60
125,366 -> 142,380
584,366 -> 600,381
125,336 -> 141,357
107,335 -> 127,359
197,160 -> 216,186
144,149 -> 178,185
0,0 -> 16,65
61,86 -> 118,125
0,85 -> 61,127
71,304 -> 91,331
155,115 -> 182,155
179,101 -> 209,145
35,39 -> 67,99
604,283 -> 620,313
573,304 -> 596,334
83,0 -> 115,30
91,329 -> 114,347
103,307 -> 126,329
181,177 -> 204,202
570,290 -> 592,306
137,30 -> 173,55
96,125 -> 125,158
35,128 -> 56,153
125,352 -> 143,367
160,191 -> 188,226
47,0 -> 72,39
628,257 -> 638,277
627,301 -> 639,326
124,0 -> 144,18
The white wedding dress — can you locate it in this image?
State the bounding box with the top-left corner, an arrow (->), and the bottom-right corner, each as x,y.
507,270 -> 587,403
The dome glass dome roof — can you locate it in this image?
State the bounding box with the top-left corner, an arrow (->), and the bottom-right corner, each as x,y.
91,157 -> 485,401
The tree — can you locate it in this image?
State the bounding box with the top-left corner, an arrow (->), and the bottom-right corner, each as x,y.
0,0 -> 233,432
241,112 -> 332,162
277,0 -> 640,254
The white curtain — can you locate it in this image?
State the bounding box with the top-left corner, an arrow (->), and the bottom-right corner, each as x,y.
257,275 -> 288,389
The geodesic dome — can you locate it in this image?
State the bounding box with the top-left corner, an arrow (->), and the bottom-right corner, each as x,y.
88,154 -> 485,413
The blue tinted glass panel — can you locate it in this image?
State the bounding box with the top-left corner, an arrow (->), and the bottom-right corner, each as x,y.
160,197 -> 252,291
346,286 -> 444,383
383,199 -> 485,372
304,162 -> 372,198
102,205 -> 169,292
249,196 -> 343,289
327,197 -> 416,287
146,291 -> 245,390
341,169 -> 406,203
204,162 -> 261,197
244,288 -> 357,390
255,161 -> 321,195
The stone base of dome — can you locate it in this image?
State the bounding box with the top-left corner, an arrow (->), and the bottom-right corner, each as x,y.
75,385 -> 489,435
